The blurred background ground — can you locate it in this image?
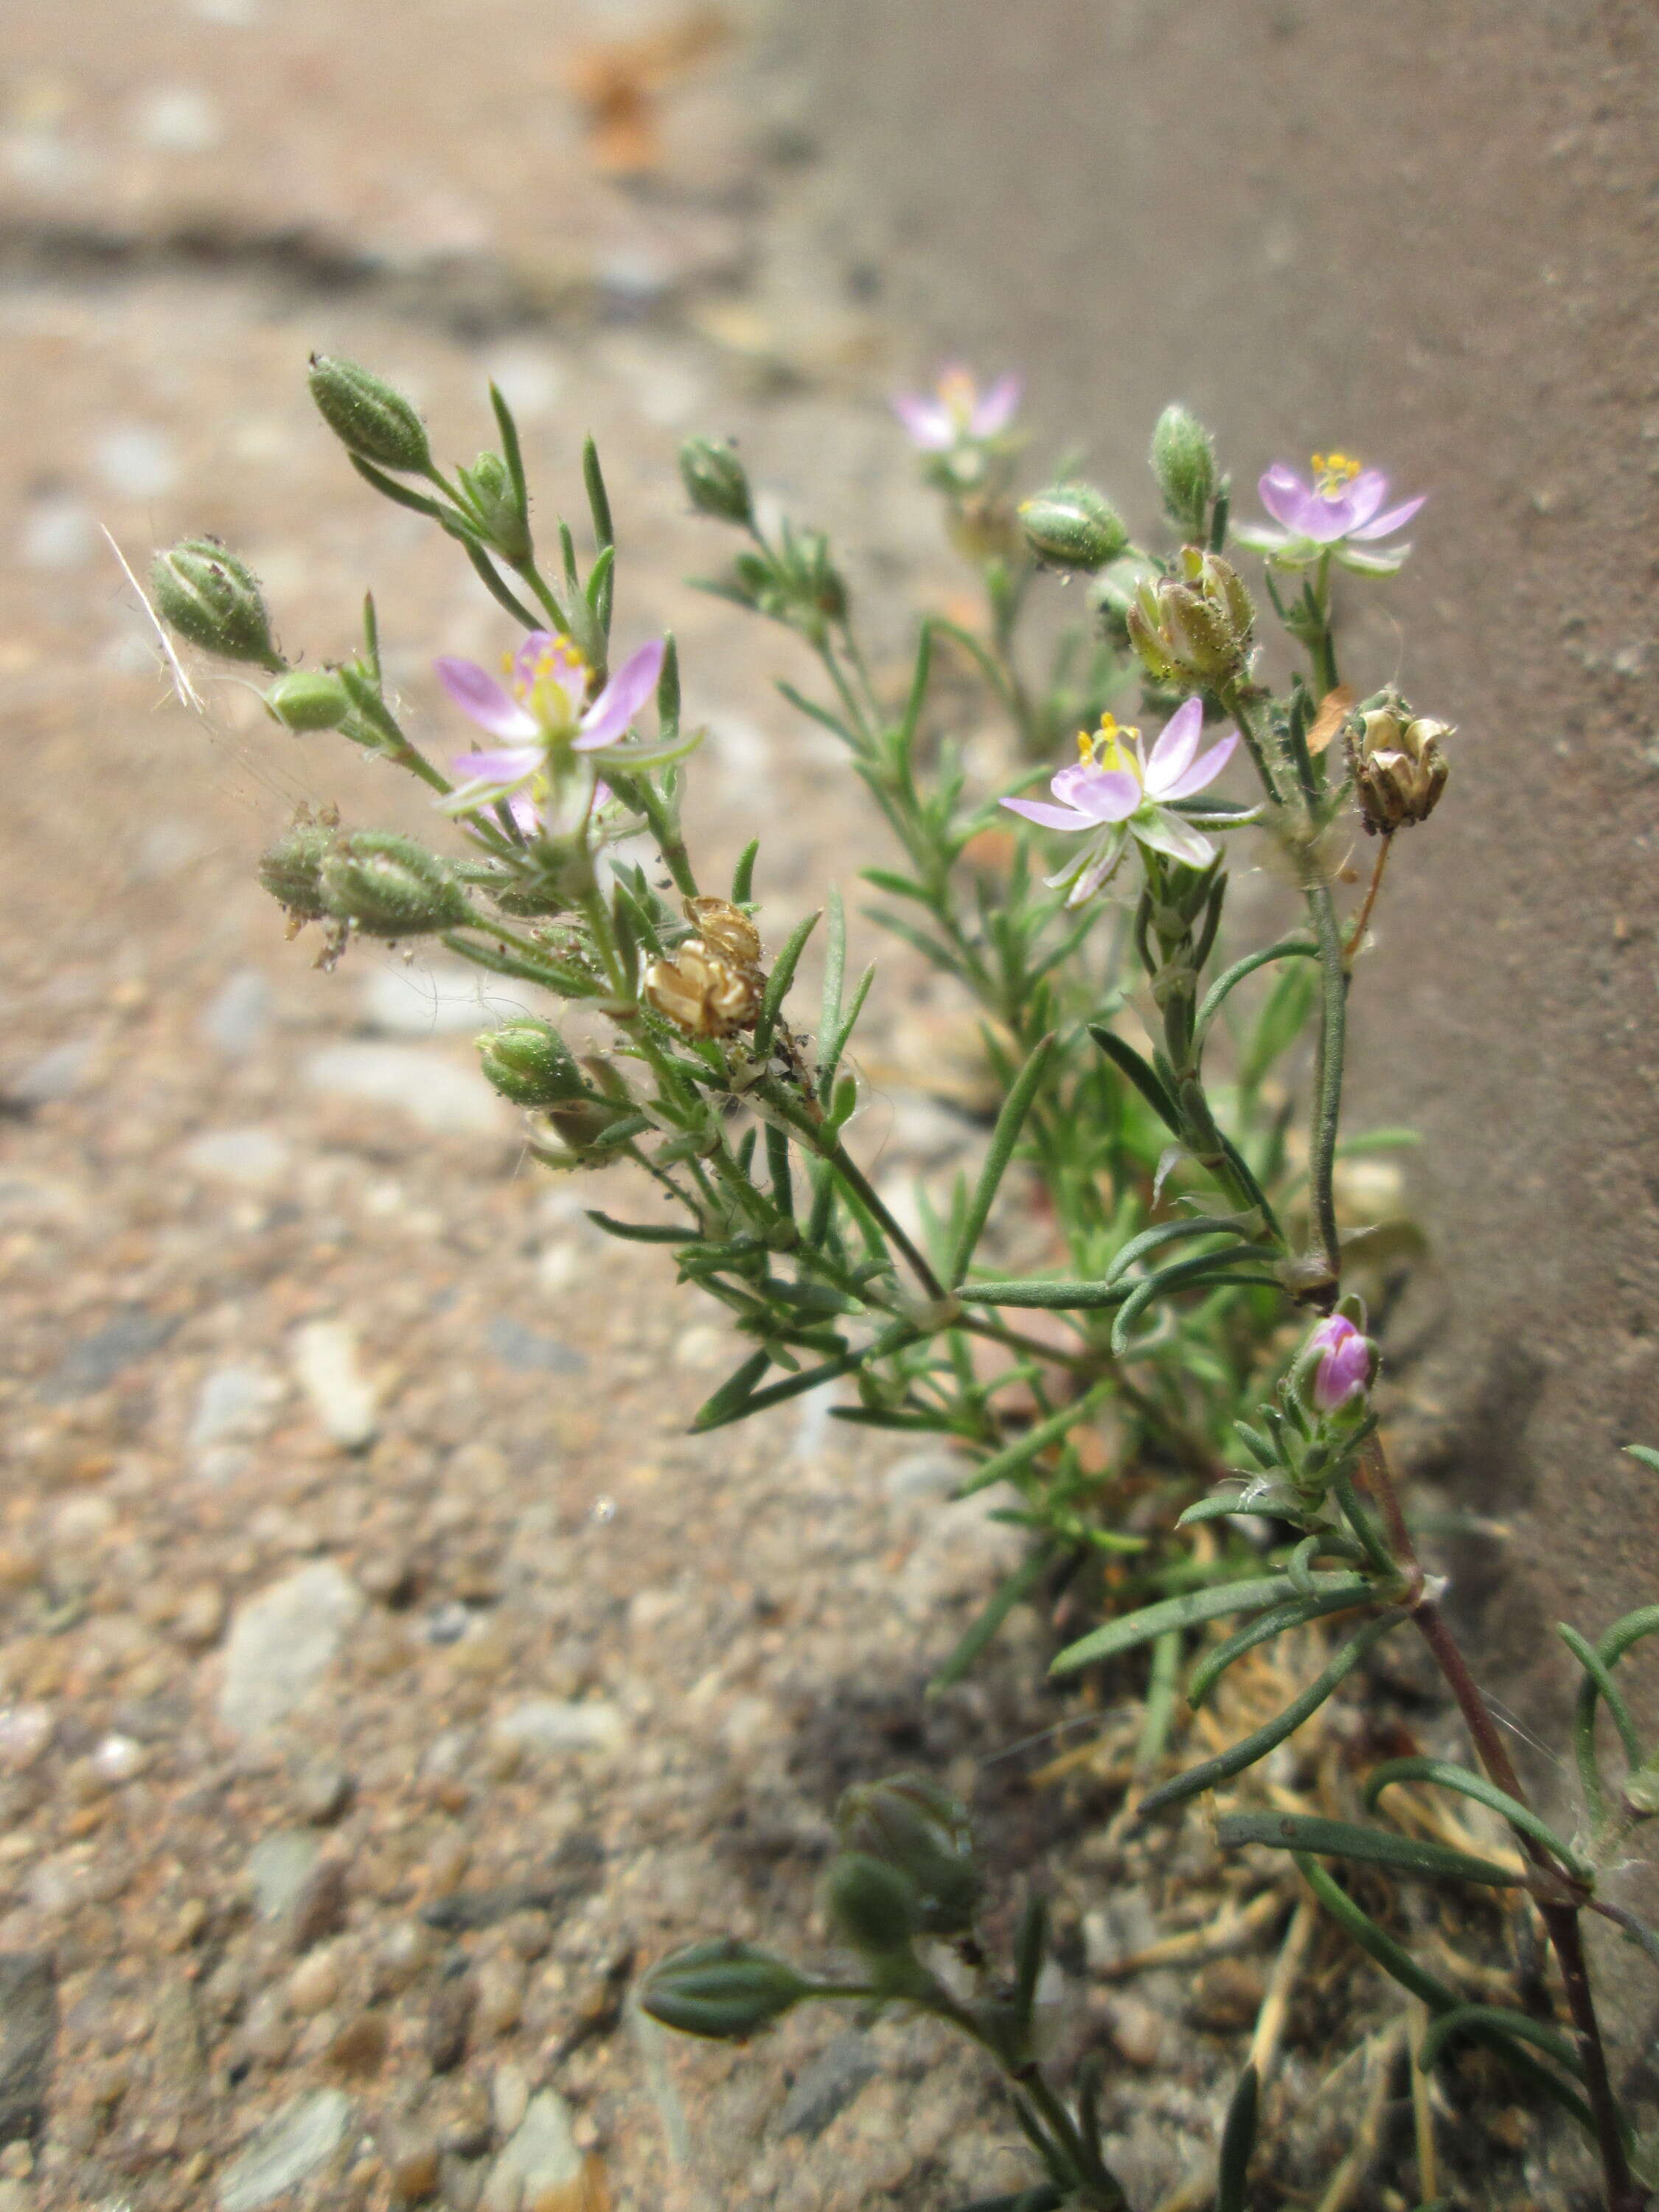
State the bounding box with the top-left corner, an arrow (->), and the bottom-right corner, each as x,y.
0,2 -> 1655,2210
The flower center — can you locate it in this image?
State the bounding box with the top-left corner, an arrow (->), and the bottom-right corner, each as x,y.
503,636 -> 589,737
1079,714 -> 1143,785
1310,451 -> 1361,498
937,367 -> 978,428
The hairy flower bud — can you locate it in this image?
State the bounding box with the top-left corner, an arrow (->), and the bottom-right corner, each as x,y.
152,538 -> 283,671
836,1775 -> 983,1937
1150,405 -> 1218,538
458,451 -> 532,563
319,832 -> 471,937
1127,548 -> 1254,689
1351,710 -> 1450,835
678,436 -> 754,527
307,354 -> 434,476
478,1020 -> 586,1108
640,1939 -> 810,2041
644,940 -> 763,1039
682,897 -> 762,970
265,668 -> 352,733
258,811 -> 337,921
1018,483 -> 1128,571
823,1852 -> 922,1958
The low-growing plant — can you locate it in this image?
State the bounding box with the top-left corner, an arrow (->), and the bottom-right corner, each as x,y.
150,353 -> 1659,2208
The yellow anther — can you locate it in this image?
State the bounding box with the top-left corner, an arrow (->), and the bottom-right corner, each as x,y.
1091,712 -> 1139,778
1311,451 -> 1361,494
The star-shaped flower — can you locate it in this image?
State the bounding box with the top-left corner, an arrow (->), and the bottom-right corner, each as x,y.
1234,452 -> 1426,574
1001,699 -> 1238,905
433,631 -> 664,817
891,365 -> 1022,453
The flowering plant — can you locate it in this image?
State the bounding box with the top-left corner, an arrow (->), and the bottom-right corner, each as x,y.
150,357 -> 1659,2212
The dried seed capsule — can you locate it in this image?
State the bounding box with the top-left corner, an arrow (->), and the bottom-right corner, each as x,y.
1351,710 -> 1451,834
643,940 -> 763,1038
682,897 -> 762,970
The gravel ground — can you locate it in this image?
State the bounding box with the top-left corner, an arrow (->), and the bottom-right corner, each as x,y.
0,7 -> 1612,2209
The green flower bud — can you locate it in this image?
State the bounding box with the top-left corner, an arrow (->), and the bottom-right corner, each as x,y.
151,538 -> 283,671
836,1775 -> 984,1937
678,436 -> 754,527
458,451 -> 532,563
1018,483 -> 1128,572
257,812 -> 337,921
307,354 -> 434,476
639,1939 -> 810,2041
478,1020 -> 585,1108
265,668 -> 352,733
823,1851 -> 922,1958
319,831 -> 471,937
1150,405 -> 1218,537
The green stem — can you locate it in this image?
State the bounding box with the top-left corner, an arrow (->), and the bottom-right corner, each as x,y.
1304,883 -> 1347,1285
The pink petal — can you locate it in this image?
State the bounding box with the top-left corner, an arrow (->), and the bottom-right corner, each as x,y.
1064,768 -> 1141,824
434,657 -> 539,742
1157,731 -> 1238,801
970,373 -> 1022,437
1002,795 -> 1092,832
452,744 -> 539,785
1339,470 -> 1389,530
507,793 -> 543,835
510,630 -> 558,686
1130,808 -> 1216,869
1258,465 -> 1315,534
1070,833 -> 1127,902
891,394 -> 953,451
574,639 -> 665,751
1144,698 -> 1203,793
1349,493 -> 1427,542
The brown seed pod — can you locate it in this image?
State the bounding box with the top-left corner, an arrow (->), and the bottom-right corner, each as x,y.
644,939 -> 763,1038
682,896 -> 762,970
1350,710 -> 1451,835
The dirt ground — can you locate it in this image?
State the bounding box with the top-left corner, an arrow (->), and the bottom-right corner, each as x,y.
0,4 -> 1652,2210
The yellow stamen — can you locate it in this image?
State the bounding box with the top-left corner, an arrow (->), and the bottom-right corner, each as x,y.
937,367 -> 978,425
1086,712 -> 1141,779
1311,450 -> 1361,495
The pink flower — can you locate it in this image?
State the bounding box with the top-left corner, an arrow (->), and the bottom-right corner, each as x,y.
1000,699 -> 1237,904
891,365 -> 1022,452
434,631 -> 664,816
1234,451 -> 1426,575
1307,1315 -> 1371,1411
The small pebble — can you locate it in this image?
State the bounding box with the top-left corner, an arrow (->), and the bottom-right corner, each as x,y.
492,2060 -> 530,2138
425,1975 -> 476,2074
386,2131 -> 442,2205
1101,1993 -> 1166,2069
288,1948 -> 342,2016
327,2011 -> 390,2079
91,1732 -> 145,1784
474,1955 -> 526,2038
502,1910 -> 552,1963
170,1582 -> 226,1646
291,1321 -> 380,1451
291,1757 -> 354,1828
289,1856 -> 349,1952
1187,1956 -> 1267,2034
372,1922 -> 434,1997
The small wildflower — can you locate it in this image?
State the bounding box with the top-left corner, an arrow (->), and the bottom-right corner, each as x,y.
1306,1313 -> 1371,1411
1001,699 -> 1237,904
1234,451 -> 1426,574
891,364 -> 1021,453
433,630 -> 664,816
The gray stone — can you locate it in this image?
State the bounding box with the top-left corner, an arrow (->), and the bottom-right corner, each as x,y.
189,1363 -> 285,1454
218,1563 -> 365,1739
247,1829 -> 322,1921
482,1318 -> 587,1377
489,1700 -> 624,1756
179,1125 -> 293,1187
149,1978 -> 207,2110
218,2088 -> 352,2211
6,1038 -> 93,1107
773,2029 -> 880,2140
200,969 -> 274,1057
302,1043 -> 507,1135
41,1306 -> 177,1399
290,1321 -> 378,1450
0,1953 -> 55,2144
479,2090 -> 580,2212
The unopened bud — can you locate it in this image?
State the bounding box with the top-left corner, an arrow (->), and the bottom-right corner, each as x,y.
458,451 -> 532,563
678,436 -> 754,528
682,897 -> 762,970
1352,712 -> 1450,835
824,1852 -> 922,1958
479,1020 -> 585,1108
1150,405 -> 1217,537
1019,483 -> 1128,571
152,538 -> 283,671
319,832 -> 471,937
258,811 -> 337,921
640,1938 -> 810,2041
265,668 -> 352,733
307,355 -> 434,476
836,1775 -> 983,1936
644,940 -> 763,1039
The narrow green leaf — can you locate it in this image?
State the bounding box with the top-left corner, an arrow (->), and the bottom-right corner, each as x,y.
584,543 -> 616,616
956,1383 -> 1114,1501
1561,1621 -> 1645,1823
1051,1572 -> 1369,1677
948,1034 -> 1057,1288
820,886 -> 846,1043
1624,1445 -> 1659,1476
1012,1895 -> 1048,2031
1088,1024 -> 1183,1134
581,434 -> 614,549
460,539 -> 543,630
860,866 -> 934,905
489,383 -> 530,521
1217,1812 -> 1523,1888
1110,1247 -> 1279,1355
864,904 -> 960,975
1364,1757 -> 1595,1882
817,965 -> 874,1104
958,1279 -> 1125,1310
1140,1615 -> 1403,1818
1105,1213 -> 1258,1287
1417,2004 -> 1585,2083
1187,1584 -> 1383,1708
754,908 -> 820,1057
897,622 -> 933,754
655,631 -> 681,732
731,837 -> 759,905
584,1211 -> 695,1245
1192,939 -> 1318,1055
691,1349 -> 771,1430
1215,2064 -> 1259,2212
1295,1854 -> 1460,2013
776,679 -> 855,744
